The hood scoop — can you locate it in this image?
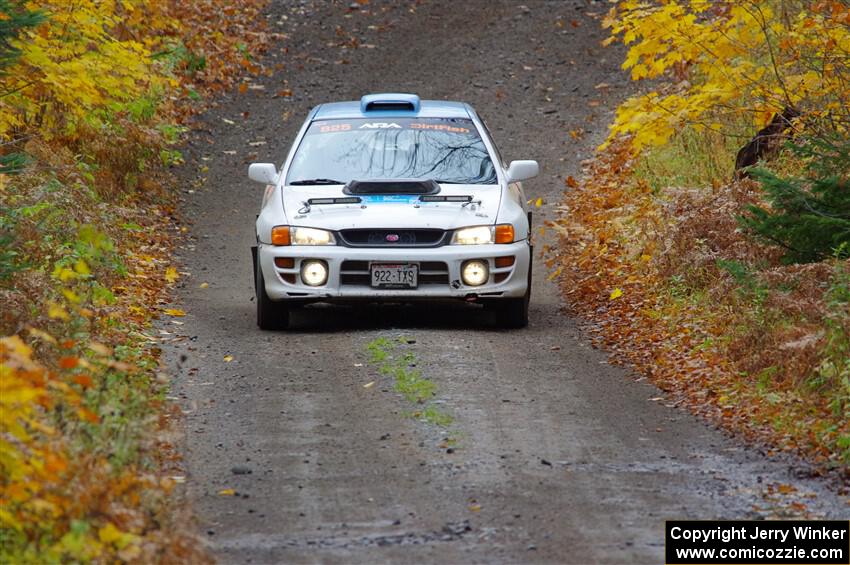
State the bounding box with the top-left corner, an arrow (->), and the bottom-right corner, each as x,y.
343,179 -> 440,196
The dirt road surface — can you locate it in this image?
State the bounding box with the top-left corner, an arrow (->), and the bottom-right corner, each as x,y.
167,1 -> 848,563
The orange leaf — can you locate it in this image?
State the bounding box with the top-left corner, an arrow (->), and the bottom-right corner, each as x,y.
73,374 -> 94,388
59,356 -> 79,369
78,408 -> 100,423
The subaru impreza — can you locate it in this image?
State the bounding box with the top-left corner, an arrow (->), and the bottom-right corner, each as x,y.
249,93 -> 538,329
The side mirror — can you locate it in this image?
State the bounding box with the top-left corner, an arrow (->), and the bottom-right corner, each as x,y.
248,163 -> 279,185
505,160 -> 539,183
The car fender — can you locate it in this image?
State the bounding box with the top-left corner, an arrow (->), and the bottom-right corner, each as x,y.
256,183 -> 287,244
497,181 -> 530,241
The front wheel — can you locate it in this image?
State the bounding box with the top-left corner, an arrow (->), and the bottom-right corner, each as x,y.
491,295 -> 529,329
256,256 -> 290,330
489,259 -> 531,329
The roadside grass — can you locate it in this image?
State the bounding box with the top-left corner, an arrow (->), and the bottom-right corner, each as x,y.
365,336 -> 454,428
633,122 -> 744,193
556,134 -> 850,471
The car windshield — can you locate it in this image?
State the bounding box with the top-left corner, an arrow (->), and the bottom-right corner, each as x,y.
286,118 -> 497,185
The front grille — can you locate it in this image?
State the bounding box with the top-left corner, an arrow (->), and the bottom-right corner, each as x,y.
340,260 -> 450,286
338,229 -> 448,248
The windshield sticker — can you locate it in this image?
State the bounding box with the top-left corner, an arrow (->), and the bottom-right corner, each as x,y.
358,122 -> 402,129
310,118 -> 474,136
317,123 -> 352,133
410,123 -> 470,133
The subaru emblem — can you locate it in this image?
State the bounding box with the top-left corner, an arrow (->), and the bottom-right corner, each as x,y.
386,233 -> 400,242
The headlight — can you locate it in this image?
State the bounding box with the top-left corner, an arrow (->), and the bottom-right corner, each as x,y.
291,227 -> 336,245
452,225 -> 493,245
452,224 -> 515,245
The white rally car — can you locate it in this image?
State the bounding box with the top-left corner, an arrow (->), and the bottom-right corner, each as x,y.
249,93 -> 538,330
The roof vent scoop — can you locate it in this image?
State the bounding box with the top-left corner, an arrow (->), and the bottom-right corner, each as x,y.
360,93 -> 420,113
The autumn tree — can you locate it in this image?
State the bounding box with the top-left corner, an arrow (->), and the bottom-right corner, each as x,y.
602,1 -> 850,152
603,0 -> 850,261
0,0 -> 172,139
0,1 -> 44,173
0,1 -> 43,72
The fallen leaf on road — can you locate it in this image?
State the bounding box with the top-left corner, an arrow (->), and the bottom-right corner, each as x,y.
164,308 -> 186,317
363,381 -> 375,388
218,489 -> 236,496
199,282 -> 209,288
165,266 -> 179,283
223,355 -> 234,362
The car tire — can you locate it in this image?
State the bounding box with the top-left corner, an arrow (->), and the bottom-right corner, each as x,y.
256,257 -> 290,330
490,256 -> 531,329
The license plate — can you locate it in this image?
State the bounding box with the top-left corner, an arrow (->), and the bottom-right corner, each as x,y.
370,263 -> 418,288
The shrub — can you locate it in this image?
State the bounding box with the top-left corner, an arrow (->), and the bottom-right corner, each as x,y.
743,137 -> 850,263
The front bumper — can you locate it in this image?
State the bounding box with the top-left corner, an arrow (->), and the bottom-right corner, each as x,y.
258,241 -> 530,302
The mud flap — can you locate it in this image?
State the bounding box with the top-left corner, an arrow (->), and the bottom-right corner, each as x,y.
527,211 -> 533,298
251,245 -> 258,291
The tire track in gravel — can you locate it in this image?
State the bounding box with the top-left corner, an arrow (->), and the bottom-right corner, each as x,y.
167,1 -> 848,563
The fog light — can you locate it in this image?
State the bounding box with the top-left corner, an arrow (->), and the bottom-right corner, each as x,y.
301,260 -> 328,286
461,260 -> 489,286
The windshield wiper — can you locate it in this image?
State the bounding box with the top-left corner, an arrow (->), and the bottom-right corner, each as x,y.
289,178 -> 344,185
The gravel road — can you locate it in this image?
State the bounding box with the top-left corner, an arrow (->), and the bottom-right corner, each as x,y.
167,1 -> 848,563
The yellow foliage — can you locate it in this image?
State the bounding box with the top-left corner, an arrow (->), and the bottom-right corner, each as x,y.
1,0 -> 178,139
603,0 -> 850,152
0,0 -> 269,560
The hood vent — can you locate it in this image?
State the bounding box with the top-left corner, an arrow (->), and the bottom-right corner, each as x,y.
343,179 -> 440,196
